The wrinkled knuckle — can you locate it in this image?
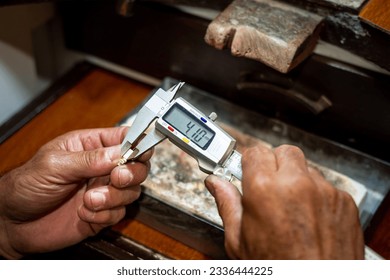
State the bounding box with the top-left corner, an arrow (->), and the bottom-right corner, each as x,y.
36,152 -> 59,169
47,153 -> 62,166
277,144 -> 304,156
244,145 -> 267,157
245,145 -> 258,155
286,174 -> 316,193
248,173 -> 278,194
85,149 -> 100,168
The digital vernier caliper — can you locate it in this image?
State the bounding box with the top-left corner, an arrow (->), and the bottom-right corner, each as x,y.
119,82 -> 242,181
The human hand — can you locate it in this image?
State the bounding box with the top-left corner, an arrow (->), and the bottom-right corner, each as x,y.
205,144 -> 364,259
0,127 -> 152,259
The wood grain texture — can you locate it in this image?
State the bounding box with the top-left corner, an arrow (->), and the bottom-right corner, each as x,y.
359,0 -> 390,34
0,66 -> 209,260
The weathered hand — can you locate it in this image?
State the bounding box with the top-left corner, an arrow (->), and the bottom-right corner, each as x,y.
0,127 -> 152,259
205,144 -> 364,259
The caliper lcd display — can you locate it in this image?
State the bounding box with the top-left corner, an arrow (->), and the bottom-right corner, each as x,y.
163,103 -> 215,149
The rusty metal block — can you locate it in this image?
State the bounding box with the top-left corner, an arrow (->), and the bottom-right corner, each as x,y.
204,0 -> 324,73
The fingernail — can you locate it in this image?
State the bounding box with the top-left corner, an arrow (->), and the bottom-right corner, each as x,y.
90,191 -> 106,210
119,166 -> 133,187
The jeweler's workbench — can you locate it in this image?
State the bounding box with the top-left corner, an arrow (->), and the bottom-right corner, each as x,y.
1,63 -> 389,259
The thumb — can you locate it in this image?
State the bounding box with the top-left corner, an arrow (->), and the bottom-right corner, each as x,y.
59,145 -> 120,180
205,175 -> 243,258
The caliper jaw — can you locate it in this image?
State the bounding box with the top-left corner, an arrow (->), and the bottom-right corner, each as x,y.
120,82 -> 185,164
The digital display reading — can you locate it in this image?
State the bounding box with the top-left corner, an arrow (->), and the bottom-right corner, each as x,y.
163,104 -> 215,149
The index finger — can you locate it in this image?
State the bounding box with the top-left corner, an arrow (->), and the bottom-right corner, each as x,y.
57,127 -> 129,151
88,126 -> 129,147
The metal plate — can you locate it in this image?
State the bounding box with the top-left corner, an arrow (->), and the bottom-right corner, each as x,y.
120,77 -> 390,231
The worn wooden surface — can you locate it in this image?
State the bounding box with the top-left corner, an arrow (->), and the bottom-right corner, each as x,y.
359,0 -> 390,35
0,66 -> 209,260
